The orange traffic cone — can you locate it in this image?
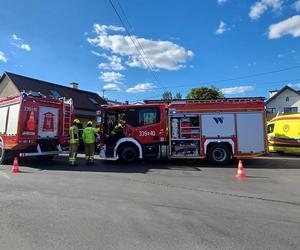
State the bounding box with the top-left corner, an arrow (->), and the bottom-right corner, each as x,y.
10,157 -> 20,173
235,160 -> 246,179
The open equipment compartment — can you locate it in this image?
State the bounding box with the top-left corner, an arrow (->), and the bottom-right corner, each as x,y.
169,112 -> 201,158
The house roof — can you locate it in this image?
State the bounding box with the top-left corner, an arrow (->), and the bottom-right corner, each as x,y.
1,72 -> 106,111
266,85 -> 300,104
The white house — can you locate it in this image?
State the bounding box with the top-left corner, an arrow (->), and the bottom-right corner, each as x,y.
266,85 -> 300,119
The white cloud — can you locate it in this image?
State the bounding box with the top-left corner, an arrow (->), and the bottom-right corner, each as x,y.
216,21 -> 228,35
103,83 -> 122,91
268,15 -> 300,39
0,51 -> 7,63
93,24 -> 125,35
100,71 -> 124,83
20,44 -> 31,51
126,83 -> 157,93
94,53 -> 126,71
249,0 -> 283,20
11,34 -> 31,51
12,34 -> 22,41
221,86 -> 254,95
87,24 -> 193,71
288,83 -> 300,88
277,53 -> 285,58
217,0 -> 228,4
91,50 -> 104,57
293,0 -> 300,11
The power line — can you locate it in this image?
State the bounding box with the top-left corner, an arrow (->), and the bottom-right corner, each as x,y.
152,76 -> 300,91
108,0 -> 166,91
114,0 -> 163,87
130,77 -> 300,103
152,65 -> 300,90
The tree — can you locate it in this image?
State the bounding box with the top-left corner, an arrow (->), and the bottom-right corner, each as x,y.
186,86 -> 224,100
174,92 -> 182,99
162,91 -> 172,100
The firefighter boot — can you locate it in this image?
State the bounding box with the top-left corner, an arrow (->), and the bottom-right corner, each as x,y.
89,155 -> 94,166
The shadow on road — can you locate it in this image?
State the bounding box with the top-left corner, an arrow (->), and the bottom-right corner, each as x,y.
12,153 -> 300,174
17,158 -> 200,174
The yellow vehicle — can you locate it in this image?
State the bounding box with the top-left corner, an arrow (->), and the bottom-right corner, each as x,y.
267,114 -> 300,153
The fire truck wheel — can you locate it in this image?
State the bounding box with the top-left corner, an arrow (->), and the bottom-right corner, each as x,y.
0,137 -> 4,165
207,143 -> 231,165
118,144 -> 138,163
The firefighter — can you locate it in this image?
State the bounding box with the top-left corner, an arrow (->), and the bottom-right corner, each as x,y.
111,114 -> 126,138
69,118 -> 80,166
82,121 -> 99,165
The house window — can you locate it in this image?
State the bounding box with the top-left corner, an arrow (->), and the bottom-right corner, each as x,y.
284,107 -> 298,114
267,108 -> 276,114
49,90 -> 61,98
89,98 -> 98,104
286,97 -> 289,102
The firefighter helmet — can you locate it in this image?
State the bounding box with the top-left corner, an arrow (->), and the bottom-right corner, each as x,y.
87,121 -> 93,126
73,118 -> 80,124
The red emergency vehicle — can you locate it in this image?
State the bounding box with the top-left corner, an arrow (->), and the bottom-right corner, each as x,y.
96,98 -> 267,165
0,92 -> 73,164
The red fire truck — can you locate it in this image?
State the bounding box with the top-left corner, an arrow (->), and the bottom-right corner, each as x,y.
96,98 -> 267,165
0,92 -> 73,164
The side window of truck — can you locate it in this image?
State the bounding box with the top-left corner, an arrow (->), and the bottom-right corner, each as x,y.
139,108 -> 160,126
126,108 -> 160,127
126,109 -> 139,127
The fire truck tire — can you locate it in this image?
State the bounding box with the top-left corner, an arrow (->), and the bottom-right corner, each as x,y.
207,143 -> 231,165
118,144 -> 139,163
0,136 -> 4,165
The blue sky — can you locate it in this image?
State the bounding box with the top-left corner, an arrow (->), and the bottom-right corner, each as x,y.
0,0 -> 300,102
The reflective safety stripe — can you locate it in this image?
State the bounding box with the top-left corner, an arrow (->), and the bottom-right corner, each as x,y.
111,123 -> 124,135
70,126 -> 79,144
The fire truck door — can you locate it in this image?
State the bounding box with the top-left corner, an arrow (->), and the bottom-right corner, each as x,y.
126,107 -> 164,144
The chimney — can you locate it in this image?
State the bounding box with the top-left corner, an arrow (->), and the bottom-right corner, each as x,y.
69,82 -> 79,90
269,89 -> 278,98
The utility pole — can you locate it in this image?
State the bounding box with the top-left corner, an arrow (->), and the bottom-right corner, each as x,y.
102,89 -> 106,98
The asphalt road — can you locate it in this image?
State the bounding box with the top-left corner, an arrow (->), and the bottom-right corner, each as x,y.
0,154 -> 300,250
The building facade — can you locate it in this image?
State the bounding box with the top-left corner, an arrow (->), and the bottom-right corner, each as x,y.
266,85 -> 300,120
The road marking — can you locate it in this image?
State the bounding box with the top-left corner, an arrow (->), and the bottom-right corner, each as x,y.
0,172 -> 11,180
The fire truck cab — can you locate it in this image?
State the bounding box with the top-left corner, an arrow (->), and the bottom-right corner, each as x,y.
96,98 -> 267,165
0,92 -> 73,164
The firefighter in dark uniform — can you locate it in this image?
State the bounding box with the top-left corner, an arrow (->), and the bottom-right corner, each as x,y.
82,121 -> 99,165
69,119 -> 80,166
111,114 -> 126,139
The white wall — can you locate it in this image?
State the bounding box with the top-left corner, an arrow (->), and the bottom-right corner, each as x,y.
267,89 -> 300,115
